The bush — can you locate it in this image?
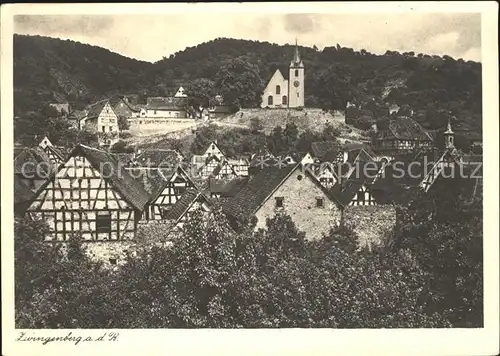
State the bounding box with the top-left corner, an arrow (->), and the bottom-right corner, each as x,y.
119,131 -> 132,139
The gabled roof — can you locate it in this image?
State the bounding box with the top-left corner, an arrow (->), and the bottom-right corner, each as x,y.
146,97 -> 188,110
164,189 -> 211,222
44,145 -> 65,161
311,141 -> 339,160
223,165 -> 297,221
148,165 -> 198,203
376,116 -> 433,141
66,145 -> 150,210
86,100 -> 110,120
211,160 -> 238,178
134,149 -> 183,168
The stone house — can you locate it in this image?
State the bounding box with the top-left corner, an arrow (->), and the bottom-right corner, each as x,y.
223,163 -> 343,241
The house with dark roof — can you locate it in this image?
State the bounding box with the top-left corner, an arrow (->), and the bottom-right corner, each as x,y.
207,177 -> 249,200
163,189 -> 212,232
14,146 -> 55,191
80,100 -> 120,147
113,96 -> 141,119
372,116 -> 434,155
38,136 -> 65,168
142,165 -> 199,220
25,144 -> 150,244
222,163 -> 343,240
144,96 -> 189,118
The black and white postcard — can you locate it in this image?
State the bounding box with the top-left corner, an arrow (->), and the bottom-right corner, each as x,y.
1,2 -> 498,356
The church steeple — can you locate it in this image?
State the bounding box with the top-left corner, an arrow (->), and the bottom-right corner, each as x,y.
290,38 -> 304,67
444,117 -> 455,149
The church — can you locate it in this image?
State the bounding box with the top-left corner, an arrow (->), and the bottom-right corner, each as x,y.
260,41 -> 305,109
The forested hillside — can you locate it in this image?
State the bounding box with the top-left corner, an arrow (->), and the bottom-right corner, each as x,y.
14,35 -> 482,134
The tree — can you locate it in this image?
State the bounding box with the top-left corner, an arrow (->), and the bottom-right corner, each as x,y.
110,140 -> 134,153
185,78 -> 217,109
249,117 -> 264,133
215,57 -> 264,109
118,115 -> 130,131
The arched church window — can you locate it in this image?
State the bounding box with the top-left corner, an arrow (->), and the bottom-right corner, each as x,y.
282,96 -> 288,105
295,69 -> 299,77
268,95 -> 273,106
276,85 -> 281,95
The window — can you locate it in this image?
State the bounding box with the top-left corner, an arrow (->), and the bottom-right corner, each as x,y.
356,190 -> 365,202
276,85 -> 281,95
275,197 -> 284,208
174,186 -> 186,196
96,213 -> 111,233
154,110 -> 157,115
295,69 -> 299,77
297,92 -> 300,98
102,126 -> 106,133
316,197 -> 324,208
282,95 -> 288,105
268,95 -> 273,106
109,258 -> 117,265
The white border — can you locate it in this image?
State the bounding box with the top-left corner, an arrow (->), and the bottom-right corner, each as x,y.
2,3 -> 498,356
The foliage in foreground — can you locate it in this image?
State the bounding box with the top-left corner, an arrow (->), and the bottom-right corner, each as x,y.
15,186 -> 482,328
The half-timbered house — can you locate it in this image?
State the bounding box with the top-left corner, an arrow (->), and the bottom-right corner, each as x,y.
25,144 -> 150,242
144,165 -> 198,220
211,160 -> 239,180
371,116 -> 433,155
80,100 -> 120,147
38,136 -> 65,168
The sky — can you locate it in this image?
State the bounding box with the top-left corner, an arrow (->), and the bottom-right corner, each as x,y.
14,12 -> 481,63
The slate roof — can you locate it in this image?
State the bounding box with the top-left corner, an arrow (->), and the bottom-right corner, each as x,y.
222,165 -> 297,221
14,147 -> 54,176
134,149 -> 183,168
70,145 -> 150,210
164,189 -> 211,222
375,116 -> 433,141
146,97 -> 188,110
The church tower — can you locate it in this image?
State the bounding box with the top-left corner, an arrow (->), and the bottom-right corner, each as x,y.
288,39 -> 305,108
444,117 -> 455,149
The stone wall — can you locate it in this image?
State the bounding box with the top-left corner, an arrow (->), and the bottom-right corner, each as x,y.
343,204 -> 397,248
128,118 -> 197,137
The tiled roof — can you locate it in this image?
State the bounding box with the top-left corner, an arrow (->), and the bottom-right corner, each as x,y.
376,116 -> 433,141
222,165 -> 297,221
114,153 -> 135,167
146,97 -> 188,110
72,145 -> 150,210
208,177 -> 249,197
125,167 -> 176,198
86,100 -> 109,119
14,147 -> 54,176
164,189 -> 211,222
311,141 -> 339,159
134,149 -> 183,168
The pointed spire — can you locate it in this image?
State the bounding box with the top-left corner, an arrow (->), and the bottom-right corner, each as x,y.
291,38 -> 302,67
445,117 -> 454,134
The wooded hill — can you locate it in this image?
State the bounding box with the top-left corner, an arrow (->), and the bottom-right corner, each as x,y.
14,35 -> 482,135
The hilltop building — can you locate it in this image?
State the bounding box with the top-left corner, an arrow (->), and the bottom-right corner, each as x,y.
261,40 -> 305,109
